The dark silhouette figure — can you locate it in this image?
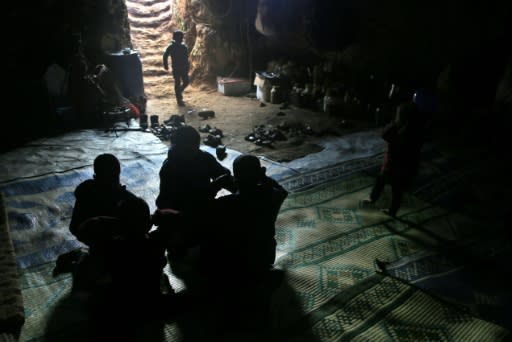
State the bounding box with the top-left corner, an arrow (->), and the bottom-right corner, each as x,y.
150,207 -> 199,292
68,153 -> 137,240
365,98 -> 428,217
163,30 -> 189,106
156,126 -> 235,213
207,154 -> 288,274
154,155 -> 290,339
199,154 -> 289,338
71,196 -> 168,341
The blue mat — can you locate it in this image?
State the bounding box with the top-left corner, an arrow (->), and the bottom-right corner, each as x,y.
2,128 -> 510,341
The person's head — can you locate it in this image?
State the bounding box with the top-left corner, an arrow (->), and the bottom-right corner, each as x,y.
93,153 -> 121,186
119,196 -> 152,236
233,154 -> 266,191
173,30 -> 184,43
170,126 -> 200,154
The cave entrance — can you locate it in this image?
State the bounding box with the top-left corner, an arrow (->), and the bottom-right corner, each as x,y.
125,0 -> 176,100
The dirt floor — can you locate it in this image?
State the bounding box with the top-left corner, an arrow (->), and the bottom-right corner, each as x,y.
126,0 -> 375,162
145,83 -> 376,162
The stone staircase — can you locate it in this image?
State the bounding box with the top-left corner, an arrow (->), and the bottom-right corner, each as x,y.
125,0 -> 174,99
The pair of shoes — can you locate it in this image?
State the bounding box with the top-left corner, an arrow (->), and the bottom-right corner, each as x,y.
204,134 -> 222,147
198,109 -> 215,119
216,145 -> 227,160
208,127 -> 223,137
198,124 -> 211,133
164,114 -> 185,126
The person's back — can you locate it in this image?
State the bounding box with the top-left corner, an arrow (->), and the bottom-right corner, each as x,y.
383,101 -> 427,179
78,196 -> 168,339
156,126 -> 234,212
72,197 -> 166,295
69,153 -> 138,241
163,33 -> 189,72
207,154 -> 288,274
106,197 -> 167,306
200,155 -> 288,336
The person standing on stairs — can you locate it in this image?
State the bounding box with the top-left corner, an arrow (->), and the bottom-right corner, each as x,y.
163,30 -> 190,107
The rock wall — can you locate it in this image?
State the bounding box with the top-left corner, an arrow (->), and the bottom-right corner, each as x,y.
167,0 -> 259,82
3,0 -> 511,150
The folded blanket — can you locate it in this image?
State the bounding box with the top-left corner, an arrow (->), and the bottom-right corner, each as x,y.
0,192 -> 24,334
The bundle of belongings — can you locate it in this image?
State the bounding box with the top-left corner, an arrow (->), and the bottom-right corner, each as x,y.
0,192 -> 25,337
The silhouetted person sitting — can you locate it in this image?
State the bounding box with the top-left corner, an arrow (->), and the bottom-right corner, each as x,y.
53,154 -> 138,277
107,197 -> 169,311
205,154 -> 288,275
156,126 -> 235,214
200,154 -> 288,336
69,153 -> 137,240
73,196 -> 169,340
72,197 -> 167,294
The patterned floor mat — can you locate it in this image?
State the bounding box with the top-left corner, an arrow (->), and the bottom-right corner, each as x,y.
297,274 -> 509,341
2,130 -> 510,340
381,242 -> 512,330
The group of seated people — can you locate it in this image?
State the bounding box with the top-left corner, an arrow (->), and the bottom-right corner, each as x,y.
59,125 -> 289,337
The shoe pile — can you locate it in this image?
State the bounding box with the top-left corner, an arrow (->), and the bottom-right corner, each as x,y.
198,124 -> 224,148
203,134 -> 222,148
152,125 -> 174,141
150,114 -> 187,141
164,114 -> 185,126
208,127 -> 223,137
276,121 -> 314,137
244,124 -> 288,147
198,124 -> 211,133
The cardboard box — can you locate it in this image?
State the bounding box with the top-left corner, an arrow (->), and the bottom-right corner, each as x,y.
254,72 -> 277,102
217,77 -> 251,96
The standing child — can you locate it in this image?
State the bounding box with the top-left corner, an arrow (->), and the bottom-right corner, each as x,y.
163,30 -> 190,106
364,96 -> 428,217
